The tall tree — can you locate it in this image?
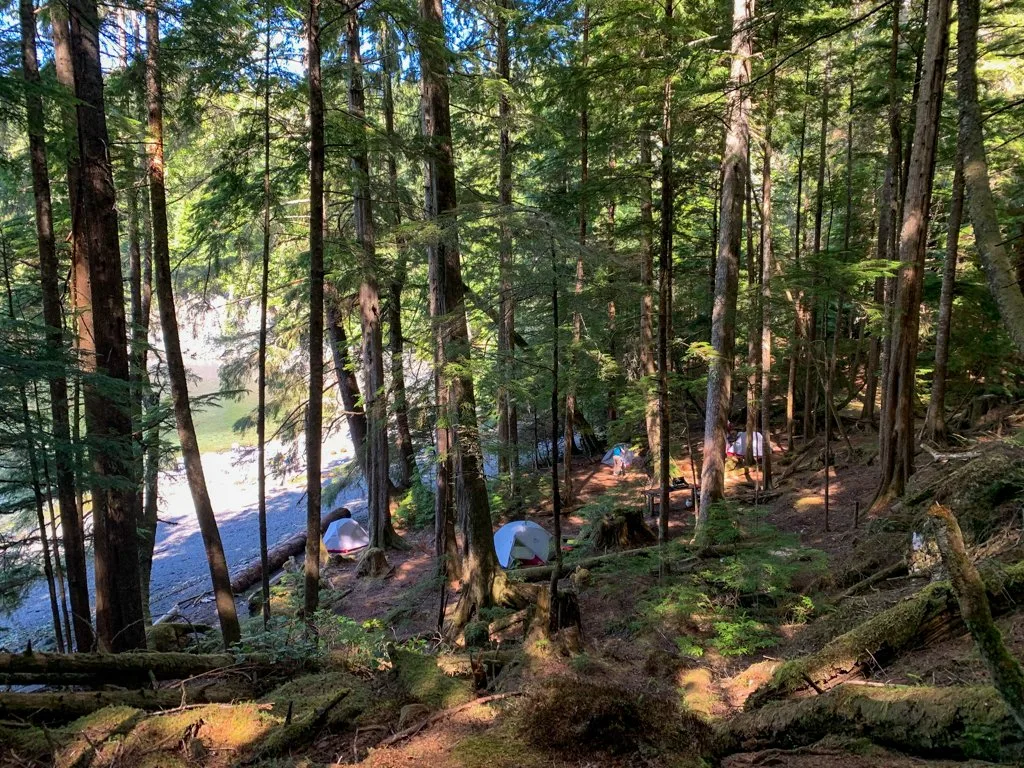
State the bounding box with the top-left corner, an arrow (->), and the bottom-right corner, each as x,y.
759,16 -> 779,491
922,158 -> 963,444
696,0 -> 754,544
19,0 -> 92,651
69,0 -> 147,651
305,0 -> 325,617
956,0 -> 1024,355
876,0 -> 951,504
146,0 -> 240,647
419,0 -> 504,627
347,5 -> 400,557
496,0 -> 519,499
657,0 -> 673,543
639,132 -> 660,457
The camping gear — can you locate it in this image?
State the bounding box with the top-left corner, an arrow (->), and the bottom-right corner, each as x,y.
323,518 -> 370,554
493,520 -> 553,568
601,443 -> 637,470
727,431 -> 765,459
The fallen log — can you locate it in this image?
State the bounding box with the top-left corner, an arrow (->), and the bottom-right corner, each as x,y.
835,561 -> 908,602
230,506 -> 350,593
719,684 -> 1023,763
746,559 -> 1024,710
921,442 -> 982,462
0,684 -> 247,722
0,650 -> 273,687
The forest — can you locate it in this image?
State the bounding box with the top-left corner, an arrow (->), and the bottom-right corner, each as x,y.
1,0 -> 1024,762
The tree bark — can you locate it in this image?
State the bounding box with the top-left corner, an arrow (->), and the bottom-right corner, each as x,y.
658,0 -> 673,543
419,0 -> 500,627
496,0 -> 518,498
785,63 -> 810,451
69,0 -> 147,652
19,0 -> 91,653
922,158 -> 963,444
146,0 -> 240,648
876,0 -> 951,505
955,0 -> 1024,356
258,0 -> 273,628
564,4 -> 590,506
381,27 -> 417,490
347,6 -> 400,552
696,0 -> 754,544
759,18 -> 779,490
639,132 -> 660,458
863,6 -> 902,424
305,0 -> 325,618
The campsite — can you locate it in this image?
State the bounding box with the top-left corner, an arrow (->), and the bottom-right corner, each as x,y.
2,0 -> 1024,763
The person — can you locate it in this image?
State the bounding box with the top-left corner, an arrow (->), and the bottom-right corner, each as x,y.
612,444 -> 624,477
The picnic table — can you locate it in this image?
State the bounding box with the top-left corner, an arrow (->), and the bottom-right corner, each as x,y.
641,484 -> 698,517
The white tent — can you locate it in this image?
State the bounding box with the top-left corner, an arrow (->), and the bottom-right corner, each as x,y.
494,520 -> 552,568
727,430 -> 766,459
601,443 -> 638,468
323,518 -> 370,554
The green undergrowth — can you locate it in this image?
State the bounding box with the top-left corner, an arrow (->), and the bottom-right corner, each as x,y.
393,647 -> 476,709
598,502 -> 826,660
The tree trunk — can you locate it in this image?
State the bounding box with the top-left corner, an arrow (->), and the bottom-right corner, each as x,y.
1,246 -> 65,653
930,504 -> 1024,734
922,159 -> 963,444
803,53 -> 830,442
658,3 -> 673,543
744,147 -> 759,476
381,28 -> 417,490
876,0 -> 951,506
305,0 -> 325,618
696,0 -> 754,544
19,0 -> 91,653
419,0 -> 500,628
69,0 -> 147,652
348,7 -> 400,552
258,0 -> 273,629
549,242 -> 563,626
955,0 -> 1024,356
146,0 -> 240,648
564,4 -> 590,507
496,0 -> 519,498
786,63 -> 810,451
759,18 -> 778,491
639,132 -> 660,457
863,7 -> 902,424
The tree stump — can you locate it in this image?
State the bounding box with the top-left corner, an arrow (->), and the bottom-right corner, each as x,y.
356,547 -> 389,578
592,509 -> 656,550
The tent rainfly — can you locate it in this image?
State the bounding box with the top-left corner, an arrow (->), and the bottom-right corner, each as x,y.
493,520 -> 552,568
727,431 -> 766,459
601,443 -> 638,468
323,518 -> 370,554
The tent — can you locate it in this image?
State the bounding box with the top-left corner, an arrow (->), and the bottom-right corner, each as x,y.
727,431 -> 766,459
494,520 -> 552,568
601,443 -> 638,469
323,518 -> 370,554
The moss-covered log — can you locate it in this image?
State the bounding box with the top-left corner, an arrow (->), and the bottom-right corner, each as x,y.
746,559 -> 1024,709
0,685 -> 248,722
721,684 -> 1024,763
931,504 -> 1024,733
0,650 -> 272,687
246,689 -> 349,761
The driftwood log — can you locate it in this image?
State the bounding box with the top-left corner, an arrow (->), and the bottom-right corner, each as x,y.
720,684 -> 1023,763
230,506 -> 350,593
0,650 -> 272,687
746,559 -> 1024,710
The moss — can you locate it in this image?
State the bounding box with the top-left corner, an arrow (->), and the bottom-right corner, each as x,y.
394,648 -> 476,710
464,621 -> 490,648
0,724 -> 53,762
722,684 -> 1023,763
56,705 -> 144,767
452,728 -> 549,768
263,668 -> 377,730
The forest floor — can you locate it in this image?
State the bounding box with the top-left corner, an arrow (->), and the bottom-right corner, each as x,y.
6,415 -> 1024,767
